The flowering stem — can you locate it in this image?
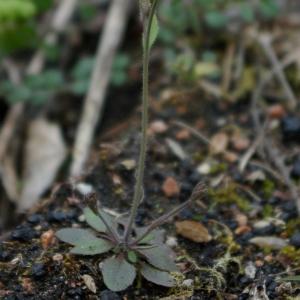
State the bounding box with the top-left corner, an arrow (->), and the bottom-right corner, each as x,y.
124,0 -> 159,243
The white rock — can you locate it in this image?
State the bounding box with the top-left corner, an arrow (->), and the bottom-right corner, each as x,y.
182,279 -> 194,287
76,183 -> 94,195
245,261 -> 256,279
249,236 -> 288,250
166,236 -> 178,248
197,162 -> 211,175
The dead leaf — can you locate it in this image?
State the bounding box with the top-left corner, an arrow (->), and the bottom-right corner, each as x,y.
19,118 -> 66,211
175,220 -> 212,243
210,132 -> 229,155
82,274 -> 97,294
162,177 -> 180,198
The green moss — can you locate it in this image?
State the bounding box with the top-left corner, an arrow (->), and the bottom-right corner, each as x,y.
286,219 -> 300,237
262,204 -> 274,218
209,184 -> 251,212
262,179 -> 275,198
210,162 -> 228,175
279,246 -> 300,267
193,151 -> 206,162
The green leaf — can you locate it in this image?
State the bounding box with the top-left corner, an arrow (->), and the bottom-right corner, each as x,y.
56,228 -> 97,245
138,245 -> 178,271
7,85 -> 31,103
71,57 -> 94,80
25,70 -> 64,90
127,251 -> 138,263
0,23 -> 37,53
113,54 -> 130,69
101,256 -> 136,292
205,11 -> 227,29
70,80 -> 89,95
0,1 -> 36,23
70,238 -> 113,255
259,0 -> 279,19
84,207 -> 107,232
147,14 -> 159,50
240,4 -> 255,23
140,263 -> 175,287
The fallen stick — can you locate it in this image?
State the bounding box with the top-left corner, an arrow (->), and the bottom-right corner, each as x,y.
70,0 -> 132,177
257,34 -> 297,110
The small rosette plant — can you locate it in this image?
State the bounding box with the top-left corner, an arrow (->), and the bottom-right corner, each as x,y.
56,0 -> 206,292
56,207 -> 177,291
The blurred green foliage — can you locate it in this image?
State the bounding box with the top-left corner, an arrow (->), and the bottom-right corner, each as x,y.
0,0 -> 280,106
159,0 -> 279,84
0,0 -> 53,53
158,0 -> 279,43
0,70 -> 64,105
70,54 -> 131,96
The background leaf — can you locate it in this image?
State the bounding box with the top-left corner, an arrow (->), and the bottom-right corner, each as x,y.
101,256 -> 136,292
140,263 -> 175,287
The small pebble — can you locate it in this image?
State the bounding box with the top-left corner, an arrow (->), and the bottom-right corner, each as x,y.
290,232 -> 300,248
11,226 -> 36,242
166,236 -> 178,248
31,263 -> 46,278
47,210 -> 67,222
249,236 -> 288,250
267,104 -> 286,119
182,279 -> 194,287
52,253 -> 63,262
245,261 -> 256,279
27,214 -> 43,224
255,260 -> 264,267
162,177 -> 180,198
149,120 -> 168,134
75,182 -> 94,195
100,290 -> 121,300
0,248 -> 10,261
291,156 -> 300,179
40,229 -> 55,249
281,116 -> 300,142
235,225 -> 252,236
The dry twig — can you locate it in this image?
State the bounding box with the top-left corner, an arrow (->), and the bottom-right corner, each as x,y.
70,0 -> 132,177
257,34 -> 297,109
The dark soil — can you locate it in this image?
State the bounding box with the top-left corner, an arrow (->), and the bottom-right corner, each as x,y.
1,87 -> 300,299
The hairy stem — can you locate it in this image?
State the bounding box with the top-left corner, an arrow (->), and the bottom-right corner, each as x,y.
131,182 -> 206,246
124,0 -> 159,243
